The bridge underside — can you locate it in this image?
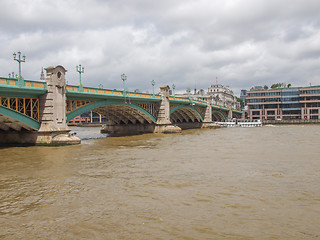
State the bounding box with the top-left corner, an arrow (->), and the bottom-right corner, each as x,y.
212,111 -> 227,121
94,105 -> 155,125
170,107 -> 202,123
0,114 -> 36,131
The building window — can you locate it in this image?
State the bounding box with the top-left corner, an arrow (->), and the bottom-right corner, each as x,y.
250,104 -> 262,109
306,90 -> 320,94
252,111 -> 260,115
265,92 -> 280,96
267,110 -> 275,115
249,93 -> 262,97
310,109 -> 319,114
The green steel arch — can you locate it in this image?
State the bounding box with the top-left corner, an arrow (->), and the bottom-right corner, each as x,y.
0,105 -> 41,130
66,100 -> 157,123
212,110 -> 227,121
170,105 -> 204,122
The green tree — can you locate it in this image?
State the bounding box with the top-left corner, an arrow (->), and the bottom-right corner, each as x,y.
287,83 -> 292,88
264,85 -> 268,90
236,97 -> 244,108
271,83 -> 281,89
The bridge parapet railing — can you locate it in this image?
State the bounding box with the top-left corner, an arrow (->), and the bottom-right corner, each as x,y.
0,77 -> 47,89
192,99 -> 207,105
169,96 -> 208,106
66,85 -> 161,99
212,104 -> 230,111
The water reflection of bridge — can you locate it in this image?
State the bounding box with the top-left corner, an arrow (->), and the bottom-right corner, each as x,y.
0,65 -> 241,145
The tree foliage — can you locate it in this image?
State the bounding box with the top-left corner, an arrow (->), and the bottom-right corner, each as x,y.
271,83 -> 282,89
236,97 -> 244,108
270,83 -> 291,89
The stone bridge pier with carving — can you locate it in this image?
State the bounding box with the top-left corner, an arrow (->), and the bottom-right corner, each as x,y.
0,65 -> 242,145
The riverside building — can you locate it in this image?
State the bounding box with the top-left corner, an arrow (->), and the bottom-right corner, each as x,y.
247,85 -> 320,120
176,84 -> 240,110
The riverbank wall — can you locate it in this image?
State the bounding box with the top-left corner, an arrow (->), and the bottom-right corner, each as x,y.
263,119 -> 320,124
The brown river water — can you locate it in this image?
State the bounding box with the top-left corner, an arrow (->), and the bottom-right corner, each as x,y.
0,125 -> 320,239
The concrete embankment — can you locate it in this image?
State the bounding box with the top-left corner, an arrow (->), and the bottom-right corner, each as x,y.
263,119 -> 320,125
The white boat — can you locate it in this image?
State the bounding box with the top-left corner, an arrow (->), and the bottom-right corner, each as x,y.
216,119 -> 262,127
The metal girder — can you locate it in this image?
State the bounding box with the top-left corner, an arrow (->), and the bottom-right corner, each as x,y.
170,112 -> 184,123
67,100 -> 157,124
95,108 -> 122,124
171,107 -> 201,123
212,111 -> 226,121
90,104 -> 153,125
180,108 -> 199,122
0,106 -> 40,130
170,105 -> 204,123
171,110 -> 186,123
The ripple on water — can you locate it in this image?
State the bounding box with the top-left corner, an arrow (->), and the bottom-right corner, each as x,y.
1,125 -> 320,239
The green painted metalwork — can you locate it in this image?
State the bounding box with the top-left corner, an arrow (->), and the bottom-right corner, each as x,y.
1,76 -> 243,125
66,87 -> 162,103
66,100 -> 157,123
170,105 -> 204,121
13,51 -> 26,86
212,104 -> 229,112
170,98 -> 207,107
0,105 -> 40,130
0,78 -> 47,98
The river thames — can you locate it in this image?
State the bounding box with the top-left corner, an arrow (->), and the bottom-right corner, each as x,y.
0,125 -> 319,239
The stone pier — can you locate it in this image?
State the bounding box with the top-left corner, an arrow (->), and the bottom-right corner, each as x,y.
36,66 -> 80,145
154,85 -> 181,133
0,66 -> 80,145
101,86 -> 181,136
201,97 -> 220,129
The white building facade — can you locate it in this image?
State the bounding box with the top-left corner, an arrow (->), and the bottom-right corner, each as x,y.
176,84 -> 240,110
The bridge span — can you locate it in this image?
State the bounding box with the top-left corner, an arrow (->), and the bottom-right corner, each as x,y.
0,65 -> 241,145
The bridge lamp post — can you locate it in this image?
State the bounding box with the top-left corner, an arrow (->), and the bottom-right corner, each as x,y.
121,73 -> 127,91
76,64 -> 84,86
151,79 -> 155,97
172,84 -> 176,99
187,88 -> 191,98
8,72 -> 16,78
13,51 -> 26,86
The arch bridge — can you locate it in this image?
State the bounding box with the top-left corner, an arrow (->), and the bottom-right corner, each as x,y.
0,65 -> 242,145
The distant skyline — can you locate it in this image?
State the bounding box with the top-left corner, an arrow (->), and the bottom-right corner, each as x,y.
1,0 -> 319,95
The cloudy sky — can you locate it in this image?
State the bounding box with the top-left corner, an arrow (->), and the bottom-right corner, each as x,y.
1,0 -> 320,95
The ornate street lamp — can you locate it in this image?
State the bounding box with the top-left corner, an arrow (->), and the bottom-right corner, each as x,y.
187,88 -> 191,98
172,84 -> 176,96
151,79 -> 155,96
76,64 -> 84,86
8,72 -> 16,78
13,51 -> 26,80
121,73 -> 127,91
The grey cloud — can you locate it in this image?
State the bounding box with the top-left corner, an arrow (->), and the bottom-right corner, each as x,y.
1,0 -> 320,95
